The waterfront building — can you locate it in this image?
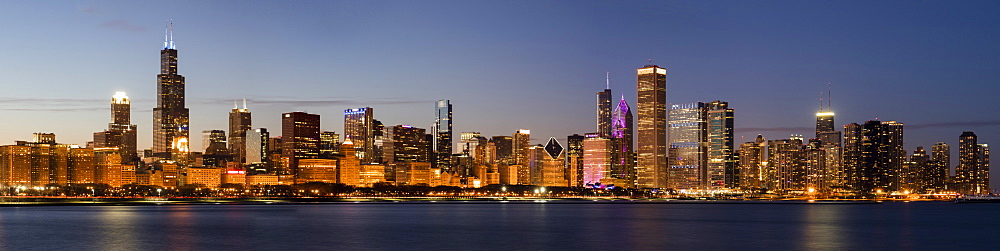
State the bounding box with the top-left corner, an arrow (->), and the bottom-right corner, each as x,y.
338,138 -> 362,186
245,128 -> 269,173
297,159 -> 337,183
738,135 -> 767,190
281,112 -> 320,175
842,120 -> 905,195
513,129 -> 531,166
636,64 -> 667,188
956,131 -> 990,194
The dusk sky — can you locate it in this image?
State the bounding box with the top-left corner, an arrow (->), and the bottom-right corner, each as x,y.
2,1 -> 999,184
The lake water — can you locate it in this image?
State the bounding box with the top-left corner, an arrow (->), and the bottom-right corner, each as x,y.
0,201 -> 997,250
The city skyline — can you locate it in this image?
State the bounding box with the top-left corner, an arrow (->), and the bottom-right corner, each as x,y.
1,1 -> 998,188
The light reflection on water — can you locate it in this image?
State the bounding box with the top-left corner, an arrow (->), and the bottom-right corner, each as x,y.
0,202 -> 997,250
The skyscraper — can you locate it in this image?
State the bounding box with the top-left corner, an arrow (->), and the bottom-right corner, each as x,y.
706,101 -> 735,189
344,107 -> 375,163
597,73 -> 613,137
245,128 -> 269,173
491,136 -> 513,164
843,121 -> 905,195
435,100 -> 453,171
610,96 -> 634,185
566,134 -> 585,187
636,64 -> 667,188
281,112 -> 320,175
513,129 -> 531,166
229,99 -> 251,164
94,92 -> 137,164
583,133 -> 611,186
667,102 -> 705,190
956,131 -> 989,194
152,21 -> 190,160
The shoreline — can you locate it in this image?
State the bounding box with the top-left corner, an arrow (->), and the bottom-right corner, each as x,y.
0,197 -> 948,207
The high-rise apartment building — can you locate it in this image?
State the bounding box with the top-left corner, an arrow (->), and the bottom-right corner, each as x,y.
636,64 -> 667,188
281,112 -> 320,175
843,120 -> 905,195
152,22 -> 190,160
229,99 -> 251,164
956,131 -> 989,194
435,100 -> 453,171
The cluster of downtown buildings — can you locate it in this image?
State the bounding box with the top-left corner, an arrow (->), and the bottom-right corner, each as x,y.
0,27 -> 990,198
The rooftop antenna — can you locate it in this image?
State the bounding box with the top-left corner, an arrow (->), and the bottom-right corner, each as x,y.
648,58 -> 652,65
827,82 -> 832,111
242,97 -> 248,110
605,72 -> 610,89
164,20 -> 175,49
819,91 -> 824,111
233,100 -> 238,109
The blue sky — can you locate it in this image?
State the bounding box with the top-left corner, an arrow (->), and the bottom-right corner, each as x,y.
1,1 -> 999,184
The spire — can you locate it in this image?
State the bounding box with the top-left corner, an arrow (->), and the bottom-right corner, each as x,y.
163,20 -> 175,50
233,100 -> 238,109
242,97 -> 248,110
819,91 -> 824,111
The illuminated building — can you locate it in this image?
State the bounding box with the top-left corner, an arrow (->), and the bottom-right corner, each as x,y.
94,148 -> 123,187
528,138 -> 566,187
246,174 -> 279,186
956,131 -> 990,194
842,120 -> 905,195
152,22 -> 190,160
597,73 -> 613,137
610,97 -> 634,186
282,112 -> 320,176
513,129 -> 530,166
395,161 -> 431,185
344,107 -> 375,163
435,100 -> 453,171
738,135 -> 767,190
319,131 -> 340,158
222,169 -> 245,185
297,159 -> 337,183
667,102 -> 704,190
180,167 -> 223,188
359,164 -> 385,187
229,98 -> 252,164
94,92 -> 138,164
636,64 -> 667,188
566,134 -> 585,187
705,101 -> 734,189
0,145 -> 31,186
491,136 -> 513,164
201,130 -> 230,167
924,142 -> 950,192
245,128 -> 269,173
337,138 -> 361,186
583,134 -> 611,186
68,148 -> 94,184
769,136 -> 805,192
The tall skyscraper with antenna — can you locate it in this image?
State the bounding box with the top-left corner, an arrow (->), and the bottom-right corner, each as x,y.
229,98 -> 251,165
816,84 -> 840,147
597,73 -> 613,137
152,20 -> 190,160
